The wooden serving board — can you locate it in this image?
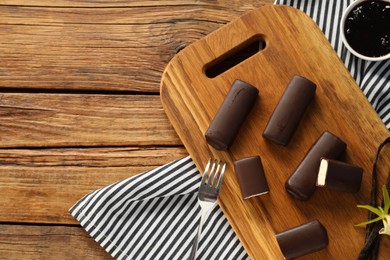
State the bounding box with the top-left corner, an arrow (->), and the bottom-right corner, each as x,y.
160,5 -> 390,259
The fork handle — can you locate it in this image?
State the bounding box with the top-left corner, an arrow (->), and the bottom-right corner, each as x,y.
188,210 -> 207,260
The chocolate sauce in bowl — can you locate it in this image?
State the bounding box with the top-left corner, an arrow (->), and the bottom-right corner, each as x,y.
344,0 -> 390,57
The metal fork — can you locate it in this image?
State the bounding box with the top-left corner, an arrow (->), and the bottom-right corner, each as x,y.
188,158 -> 227,260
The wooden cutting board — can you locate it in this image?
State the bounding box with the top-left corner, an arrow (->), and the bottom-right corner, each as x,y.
160,4 -> 390,259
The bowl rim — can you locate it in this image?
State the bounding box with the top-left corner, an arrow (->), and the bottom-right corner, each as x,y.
340,0 -> 390,62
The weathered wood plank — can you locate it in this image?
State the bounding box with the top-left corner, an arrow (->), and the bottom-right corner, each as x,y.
0,93 -> 180,148
0,225 -> 111,259
0,147 -> 187,166
0,0 -> 267,9
0,2 -> 272,91
0,23 -> 181,92
0,147 -> 188,224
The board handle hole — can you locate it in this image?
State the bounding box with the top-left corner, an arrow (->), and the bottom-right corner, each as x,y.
204,36 -> 265,78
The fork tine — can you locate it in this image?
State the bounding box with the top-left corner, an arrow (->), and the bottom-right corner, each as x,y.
206,159 -> 217,185
211,160 -> 222,187
216,161 -> 226,191
200,159 -> 212,184
210,160 -> 221,186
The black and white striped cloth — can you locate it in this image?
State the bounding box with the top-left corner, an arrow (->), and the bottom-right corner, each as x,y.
70,1 -> 389,259
70,156 -> 247,260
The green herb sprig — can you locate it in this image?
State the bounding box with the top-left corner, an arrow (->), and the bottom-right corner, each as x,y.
356,185 -> 390,235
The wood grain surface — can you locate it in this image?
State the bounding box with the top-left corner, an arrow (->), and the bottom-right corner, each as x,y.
0,225 -> 112,259
0,1 -> 263,92
0,147 -> 187,224
0,0 -> 277,259
161,4 -> 390,260
0,93 -> 179,147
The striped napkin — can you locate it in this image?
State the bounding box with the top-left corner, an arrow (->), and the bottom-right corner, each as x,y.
70,1 -> 390,259
70,156 -> 247,259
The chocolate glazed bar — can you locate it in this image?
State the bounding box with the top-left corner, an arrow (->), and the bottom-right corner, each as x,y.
276,220 -> 329,259
263,75 -> 316,146
205,80 -> 259,150
234,156 -> 269,199
285,131 -> 347,200
317,158 -> 363,193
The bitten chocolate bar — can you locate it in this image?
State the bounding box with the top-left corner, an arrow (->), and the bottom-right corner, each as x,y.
234,156 -> 269,199
276,220 -> 329,260
205,80 -> 259,150
317,158 -> 363,193
285,131 -> 347,200
263,75 -> 316,146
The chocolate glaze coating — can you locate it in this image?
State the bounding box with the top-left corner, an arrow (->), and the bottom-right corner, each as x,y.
263,75 -> 316,146
285,131 -> 347,200
234,156 -> 269,199
317,158 -> 363,193
205,80 -> 259,150
276,220 -> 329,260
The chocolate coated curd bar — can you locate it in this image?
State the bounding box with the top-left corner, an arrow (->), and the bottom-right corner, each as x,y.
285,131 -> 347,200
317,158 -> 363,193
263,75 -> 316,146
276,220 -> 329,259
234,156 -> 269,199
205,80 -> 258,150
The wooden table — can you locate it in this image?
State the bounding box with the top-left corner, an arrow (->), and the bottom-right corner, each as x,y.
2,1 -> 389,259
0,0 -> 275,258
